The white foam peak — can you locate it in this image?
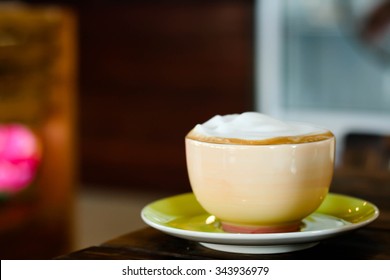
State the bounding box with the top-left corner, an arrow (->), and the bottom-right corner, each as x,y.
193,112 -> 328,140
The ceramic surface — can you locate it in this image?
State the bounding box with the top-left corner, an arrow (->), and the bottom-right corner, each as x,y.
185,137 -> 335,232
141,192 -> 379,254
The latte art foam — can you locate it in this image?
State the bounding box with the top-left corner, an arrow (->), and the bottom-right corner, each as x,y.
187,112 -> 333,145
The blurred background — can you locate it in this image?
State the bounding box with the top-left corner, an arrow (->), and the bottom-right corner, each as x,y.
0,0 -> 389,259
0,0 -> 253,259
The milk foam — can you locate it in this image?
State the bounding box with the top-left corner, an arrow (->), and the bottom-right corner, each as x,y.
192,112 -> 328,141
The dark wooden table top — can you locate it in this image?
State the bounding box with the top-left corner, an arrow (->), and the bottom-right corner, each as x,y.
58,171 -> 390,260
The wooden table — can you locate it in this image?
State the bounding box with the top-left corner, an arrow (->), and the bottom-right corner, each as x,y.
58,172 -> 390,260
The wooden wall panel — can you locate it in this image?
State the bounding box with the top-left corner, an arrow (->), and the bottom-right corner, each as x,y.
29,1 -> 254,192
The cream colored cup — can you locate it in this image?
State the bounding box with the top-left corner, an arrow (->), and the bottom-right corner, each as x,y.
185,132 -> 335,233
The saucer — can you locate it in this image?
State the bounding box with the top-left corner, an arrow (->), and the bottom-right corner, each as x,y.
141,192 -> 379,254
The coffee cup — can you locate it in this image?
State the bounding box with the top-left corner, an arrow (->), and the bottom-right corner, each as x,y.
185,112 -> 335,233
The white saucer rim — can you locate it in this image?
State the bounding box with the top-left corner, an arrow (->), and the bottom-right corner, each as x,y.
199,241 -> 320,254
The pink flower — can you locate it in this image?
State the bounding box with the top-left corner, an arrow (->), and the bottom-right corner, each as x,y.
0,124 -> 41,194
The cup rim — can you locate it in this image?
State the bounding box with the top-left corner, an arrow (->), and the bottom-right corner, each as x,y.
185,132 -> 335,146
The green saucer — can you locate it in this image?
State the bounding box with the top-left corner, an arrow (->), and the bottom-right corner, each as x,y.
141,192 -> 379,254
